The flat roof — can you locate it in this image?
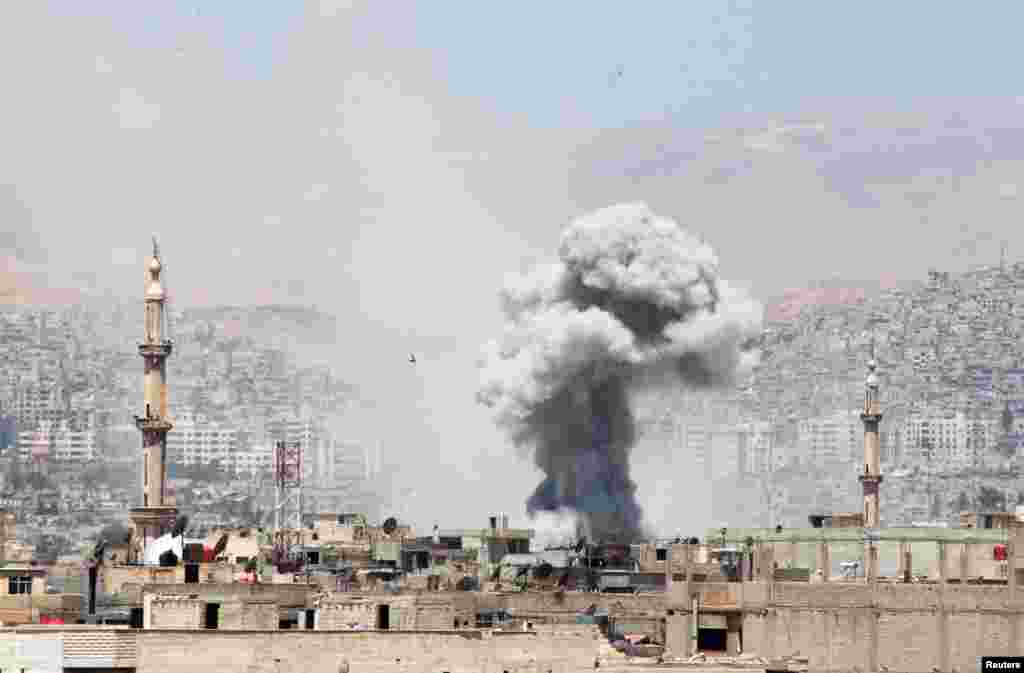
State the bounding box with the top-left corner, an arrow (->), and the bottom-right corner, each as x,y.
707,526 -> 1010,543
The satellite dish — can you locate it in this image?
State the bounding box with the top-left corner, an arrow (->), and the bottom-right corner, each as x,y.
382,517 -> 398,535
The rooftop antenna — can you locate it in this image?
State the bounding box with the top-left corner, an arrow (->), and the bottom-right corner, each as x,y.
1002,241 -> 1008,272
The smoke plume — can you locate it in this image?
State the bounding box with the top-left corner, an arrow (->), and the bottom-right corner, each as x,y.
477,203 -> 762,543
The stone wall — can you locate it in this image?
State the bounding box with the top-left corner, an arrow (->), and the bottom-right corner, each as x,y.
145,595 -> 202,629
219,600 -> 279,631
104,564 -> 179,594
719,581 -> 1024,671
141,580 -> 313,607
315,594 -> 453,631
496,590 -> 664,615
409,596 -> 454,630
317,598 -> 377,629
135,629 -> 603,673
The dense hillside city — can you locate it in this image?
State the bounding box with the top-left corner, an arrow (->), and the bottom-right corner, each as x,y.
2,261 -> 1024,556
0,302 -> 385,559
638,261 -> 1024,530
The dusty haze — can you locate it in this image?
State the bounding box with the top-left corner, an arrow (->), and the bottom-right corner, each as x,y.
2,3 -> 1024,535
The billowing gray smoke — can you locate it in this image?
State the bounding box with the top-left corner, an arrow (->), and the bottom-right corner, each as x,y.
477,203 -> 762,543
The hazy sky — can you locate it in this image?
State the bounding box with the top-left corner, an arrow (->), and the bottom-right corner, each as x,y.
2,1 -> 1023,536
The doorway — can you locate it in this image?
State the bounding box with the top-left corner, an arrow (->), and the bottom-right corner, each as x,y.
697,627 -> 726,652
204,603 -> 220,629
377,604 -> 390,630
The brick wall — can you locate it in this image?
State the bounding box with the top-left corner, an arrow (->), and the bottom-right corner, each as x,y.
135,629 -> 602,673
3,626 -> 138,670
60,626 -> 138,668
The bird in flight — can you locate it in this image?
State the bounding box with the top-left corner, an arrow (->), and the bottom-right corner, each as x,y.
608,65 -> 624,87
408,353 -> 416,364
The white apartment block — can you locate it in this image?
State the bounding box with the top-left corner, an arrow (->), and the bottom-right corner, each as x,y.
51,426 -> 97,461
798,410 -> 860,465
232,444 -> 273,476
899,413 -> 984,468
167,412 -> 238,467
683,423 -> 711,481
738,421 -> 775,474
15,421 -> 96,462
708,430 -> 741,482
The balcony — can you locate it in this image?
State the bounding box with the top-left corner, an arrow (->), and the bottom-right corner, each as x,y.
138,341 -> 173,358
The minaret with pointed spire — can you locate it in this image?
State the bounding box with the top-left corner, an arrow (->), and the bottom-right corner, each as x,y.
860,341 -> 883,578
128,239 -> 178,563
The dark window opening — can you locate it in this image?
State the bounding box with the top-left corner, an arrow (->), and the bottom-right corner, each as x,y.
8,576 -> 32,594
697,628 -> 727,652
656,548 -> 667,561
88,567 -> 98,615
305,609 -> 316,629
130,607 -> 144,629
377,604 -> 390,630
204,603 -> 220,629
185,563 -> 199,584
306,551 -> 320,565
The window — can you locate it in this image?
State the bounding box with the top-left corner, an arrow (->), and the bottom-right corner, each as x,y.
8,576 -> 32,594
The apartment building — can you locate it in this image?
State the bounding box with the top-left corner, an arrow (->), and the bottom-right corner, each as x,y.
232,444 -> 273,476
737,421 -> 774,474
798,410 -> 860,465
166,412 -> 238,468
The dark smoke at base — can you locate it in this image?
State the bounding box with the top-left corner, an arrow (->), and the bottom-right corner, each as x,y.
478,203 -> 762,543
524,374 -> 641,542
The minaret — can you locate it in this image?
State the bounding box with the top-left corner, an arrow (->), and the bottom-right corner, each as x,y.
859,349 -> 883,579
128,239 -> 178,563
